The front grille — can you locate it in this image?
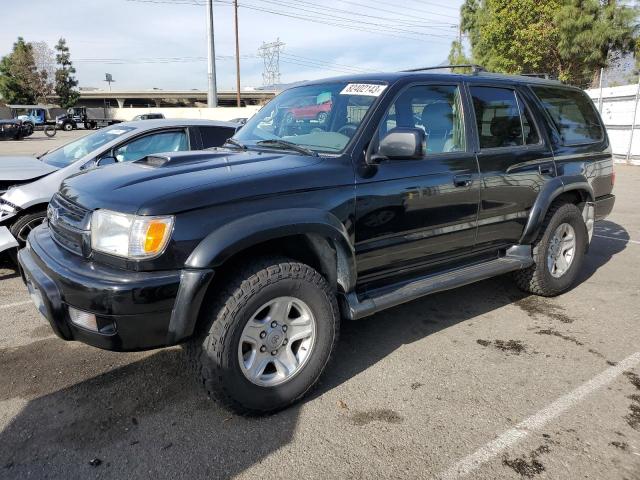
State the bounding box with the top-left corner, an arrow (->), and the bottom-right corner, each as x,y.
48,193 -> 91,256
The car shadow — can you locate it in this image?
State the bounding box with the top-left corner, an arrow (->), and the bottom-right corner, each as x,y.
0,221 -> 628,478
0,255 -> 19,280
578,220 -> 629,283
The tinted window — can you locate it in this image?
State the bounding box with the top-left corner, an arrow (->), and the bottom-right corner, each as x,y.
113,130 -> 188,162
379,84 -> 466,154
471,87 -> 524,149
200,126 -> 236,148
520,98 -> 540,145
531,86 -> 603,144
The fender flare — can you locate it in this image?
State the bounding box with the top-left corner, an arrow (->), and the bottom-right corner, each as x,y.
519,176 -> 594,245
186,208 -> 357,291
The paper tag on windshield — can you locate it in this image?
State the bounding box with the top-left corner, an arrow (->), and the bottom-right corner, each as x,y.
340,83 -> 387,97
106,129 -> 128,135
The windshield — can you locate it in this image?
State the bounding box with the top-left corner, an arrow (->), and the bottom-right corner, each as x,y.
233,82 -> 386,154
42,125 -> 136,168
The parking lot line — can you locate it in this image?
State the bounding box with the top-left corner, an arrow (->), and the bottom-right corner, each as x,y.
439,351 -> 640,479
594,234 -> 640,245
0,300 -> 33,309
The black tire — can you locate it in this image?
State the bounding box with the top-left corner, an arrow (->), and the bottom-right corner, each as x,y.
514,202 -> 587,297
23,122 -> 34,137
7,211 -> 47,264
184,256 -> 340,414
44,125 -> 56,137
63,122 -> 73,131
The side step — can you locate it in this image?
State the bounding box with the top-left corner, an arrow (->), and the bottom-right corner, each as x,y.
343,246 -> 533,320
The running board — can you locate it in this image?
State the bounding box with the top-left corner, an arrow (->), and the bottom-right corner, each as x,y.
343,245 -> 533,320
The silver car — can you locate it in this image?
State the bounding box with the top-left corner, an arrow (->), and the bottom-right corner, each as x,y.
0,119 -> 238,257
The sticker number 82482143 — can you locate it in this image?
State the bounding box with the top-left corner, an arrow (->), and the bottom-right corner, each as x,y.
339,83 -> 387,97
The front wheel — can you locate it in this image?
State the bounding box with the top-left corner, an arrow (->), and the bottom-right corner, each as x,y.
63,122 -> 73,131
514,202 -> 587,296
184,257 -> 339,414
7,210 -> 47,264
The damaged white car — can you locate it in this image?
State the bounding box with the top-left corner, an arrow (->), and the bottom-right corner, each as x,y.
0,119 -> 238,260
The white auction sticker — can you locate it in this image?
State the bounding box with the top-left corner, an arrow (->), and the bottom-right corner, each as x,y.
106,129 -> 129,135
340,83 -> 387,97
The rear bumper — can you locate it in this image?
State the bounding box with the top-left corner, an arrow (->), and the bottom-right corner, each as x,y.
18,225 -> 213,351
595,194 -> 615,221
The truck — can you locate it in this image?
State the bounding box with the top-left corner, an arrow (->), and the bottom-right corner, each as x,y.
55,106 -> 122,131
18,66 -> 615,414
9,105 -> 63,137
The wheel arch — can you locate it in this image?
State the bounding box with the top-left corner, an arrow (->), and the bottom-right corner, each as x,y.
520,177 -> 594,245
186,208 -> 357,293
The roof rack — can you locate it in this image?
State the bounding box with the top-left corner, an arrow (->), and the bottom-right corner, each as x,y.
402,64 -> 486,74
519,73 -> 554,80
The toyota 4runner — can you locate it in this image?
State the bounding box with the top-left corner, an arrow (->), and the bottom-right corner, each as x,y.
18,68 -> 615,414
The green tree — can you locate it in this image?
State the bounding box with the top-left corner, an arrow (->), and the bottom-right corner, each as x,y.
0,37 -> 38,104
450,0 -> 638,87
555,0 -> 638,86
54,38 -> 80,108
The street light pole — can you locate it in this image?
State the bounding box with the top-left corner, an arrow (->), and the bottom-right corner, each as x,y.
206,0 -> 218,107
234,0 -> 241,107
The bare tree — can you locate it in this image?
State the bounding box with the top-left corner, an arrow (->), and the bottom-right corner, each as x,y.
31,41 -> 55,104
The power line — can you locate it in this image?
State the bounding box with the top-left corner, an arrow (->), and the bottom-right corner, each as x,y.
368,0 -> 460,20
123,0 -> 459,41
245,0 -> 456,39
217,1 -> 455,43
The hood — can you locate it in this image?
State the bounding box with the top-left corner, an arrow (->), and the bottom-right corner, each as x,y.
0,156 -> 58,181
60,149 -> 330,215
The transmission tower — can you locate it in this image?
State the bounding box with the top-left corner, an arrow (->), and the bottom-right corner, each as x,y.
258,38 -> 285,87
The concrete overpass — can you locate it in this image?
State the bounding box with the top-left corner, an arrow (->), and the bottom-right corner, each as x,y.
72,89 -> 277,108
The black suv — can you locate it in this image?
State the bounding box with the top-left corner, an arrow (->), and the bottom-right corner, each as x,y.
18,69 -> 615,414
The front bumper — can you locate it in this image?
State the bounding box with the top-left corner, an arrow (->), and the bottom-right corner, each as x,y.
18,225 -> 213,351
0,226 -> 18,252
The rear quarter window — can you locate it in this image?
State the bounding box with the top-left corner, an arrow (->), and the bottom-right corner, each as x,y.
199,126 -> 236,148
531,86 -> 604,145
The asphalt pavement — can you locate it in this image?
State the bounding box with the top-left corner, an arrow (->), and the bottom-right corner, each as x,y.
0,133 -> 639,479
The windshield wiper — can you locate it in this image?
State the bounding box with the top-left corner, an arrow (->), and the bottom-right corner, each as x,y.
36,150 -> 49,159
256,139 -> 318,157
223,138 -> 247,150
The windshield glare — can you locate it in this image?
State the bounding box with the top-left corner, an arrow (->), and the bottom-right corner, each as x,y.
42,125 -> 136,168
233,82 -> 385,154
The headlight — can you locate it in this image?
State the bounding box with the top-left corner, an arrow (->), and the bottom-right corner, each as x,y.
91,209 -> 174,259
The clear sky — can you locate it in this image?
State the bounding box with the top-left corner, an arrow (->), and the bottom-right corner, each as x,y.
1,0 -> 465,90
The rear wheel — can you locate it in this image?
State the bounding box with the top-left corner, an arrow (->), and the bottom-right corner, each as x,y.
184,257 -> 339,414
63,122 -> 73,131
514,203 -> 587,296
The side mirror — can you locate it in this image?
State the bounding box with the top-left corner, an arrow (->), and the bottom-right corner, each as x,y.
95,156 -> 118,167
372,128 -> 426,162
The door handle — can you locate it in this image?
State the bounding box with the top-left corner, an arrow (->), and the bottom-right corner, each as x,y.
539,164 -> 555,176
453,174 -> 473,187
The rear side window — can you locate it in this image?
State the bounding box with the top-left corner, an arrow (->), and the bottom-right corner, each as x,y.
470,86 -> 539,149
200,126 -> 236,148
531,86 -> 603,144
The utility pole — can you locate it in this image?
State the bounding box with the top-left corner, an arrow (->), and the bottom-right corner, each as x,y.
234,0 -> 241,107
626,74 -> 640,164
597,67 -> 604,113
258,39 -> 285,87
206,0 -> 218,107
